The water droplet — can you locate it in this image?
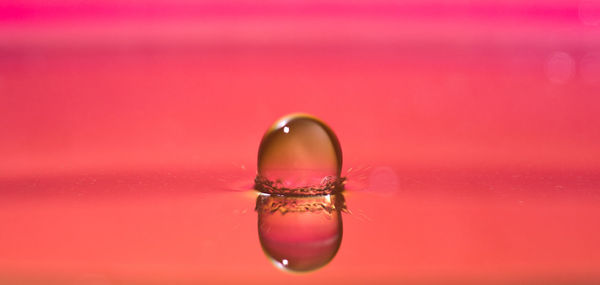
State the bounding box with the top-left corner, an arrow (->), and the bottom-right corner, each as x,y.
255,114 -> 344,195
256,194 -> 345,272
368,166 -> 399,196
545,51 -> 575,85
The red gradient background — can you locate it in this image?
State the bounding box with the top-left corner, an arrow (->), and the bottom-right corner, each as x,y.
1,0 -> 600,284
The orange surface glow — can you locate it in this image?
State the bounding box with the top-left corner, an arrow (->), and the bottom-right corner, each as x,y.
1,0 -> 600,284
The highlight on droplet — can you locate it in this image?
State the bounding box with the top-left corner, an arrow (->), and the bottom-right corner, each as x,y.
255,113 -> 345,195
255,193 -> 346,272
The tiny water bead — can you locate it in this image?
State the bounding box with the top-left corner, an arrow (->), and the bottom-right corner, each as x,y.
255,114 -> 344,195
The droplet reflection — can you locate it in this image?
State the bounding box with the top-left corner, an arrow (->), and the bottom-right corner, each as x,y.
256,193 -> 346,272
255,114 -> 344,195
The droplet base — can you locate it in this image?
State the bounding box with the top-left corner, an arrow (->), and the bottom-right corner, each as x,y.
254,175 -> 345,196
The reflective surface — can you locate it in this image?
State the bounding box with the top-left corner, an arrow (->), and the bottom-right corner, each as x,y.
1,168 -> 600,283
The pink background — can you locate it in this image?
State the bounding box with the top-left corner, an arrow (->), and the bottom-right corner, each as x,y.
1,0 -> 600,283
